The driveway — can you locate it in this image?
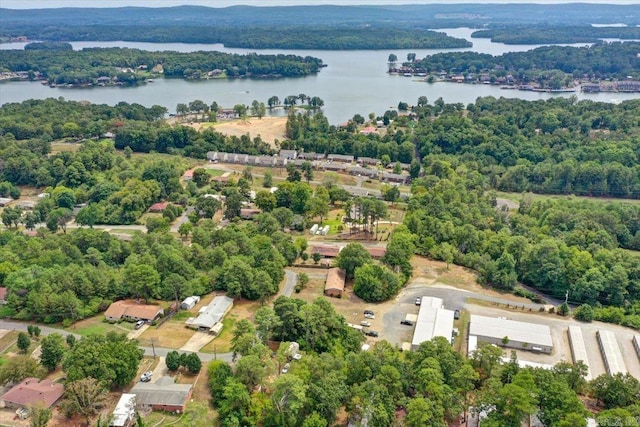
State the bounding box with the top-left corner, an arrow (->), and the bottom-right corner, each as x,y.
150,356 -> 168,382
180,331 -> 215,352
279,270 -> 297,297
127,324 -> 149,340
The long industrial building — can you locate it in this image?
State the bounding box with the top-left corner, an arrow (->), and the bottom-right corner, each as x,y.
633,335 -> 640,361
411,297 -> 455,350
469,314 -> 553,354
567,326 -> 592,380
597,330 -> 627,375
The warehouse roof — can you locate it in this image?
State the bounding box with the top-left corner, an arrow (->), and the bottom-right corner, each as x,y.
130,376 -> 191,407
469,314 -> 552,348
411,297 -> 454,349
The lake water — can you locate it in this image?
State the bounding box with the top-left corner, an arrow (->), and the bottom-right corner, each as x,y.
1,28 -> 638,124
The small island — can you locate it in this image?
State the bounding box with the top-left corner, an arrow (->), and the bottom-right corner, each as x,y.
0,47 -> 325,87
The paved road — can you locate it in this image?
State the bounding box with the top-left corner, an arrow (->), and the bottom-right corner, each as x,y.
0,320 -> 234,363
280,269 -> 298,297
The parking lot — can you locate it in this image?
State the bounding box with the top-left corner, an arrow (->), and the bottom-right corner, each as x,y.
381,274 -> 640,381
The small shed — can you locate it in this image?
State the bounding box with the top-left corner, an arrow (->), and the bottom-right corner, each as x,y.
180,296 -> 201,310
0,198 -> 13,207
110,394 -> 136,427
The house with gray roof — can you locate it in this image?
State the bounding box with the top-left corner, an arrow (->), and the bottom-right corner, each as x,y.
185,295 -> 233,334
130,376 -> 192,413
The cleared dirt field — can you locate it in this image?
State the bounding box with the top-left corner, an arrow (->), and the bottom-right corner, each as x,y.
187,117 -> 287,148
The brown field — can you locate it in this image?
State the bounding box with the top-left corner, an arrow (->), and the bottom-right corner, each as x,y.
137,319 -> 195,349
186,116 -> 287,148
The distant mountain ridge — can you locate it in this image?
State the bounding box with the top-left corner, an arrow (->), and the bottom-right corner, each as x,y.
1,3 -> 639,27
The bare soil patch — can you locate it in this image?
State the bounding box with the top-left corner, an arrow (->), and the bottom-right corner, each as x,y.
178,117 -> 287,148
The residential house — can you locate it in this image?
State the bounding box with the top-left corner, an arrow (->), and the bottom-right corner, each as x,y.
347,166 -> 379,179
279,150 -> 298,160
359,127 -> 378,135
0,378 -> 64,409
104,300 -> 164,323
131,376 -> 192,413
183,169 -> 194,181
299,152 -> 325,161
310,244 -> 342,258
110,394 -> 136,427
345,188 -> 371,197
148,202 -> 169,213
324,268 -> 346,298
327,154 -> 354,163
185,295 -> 233,333
381,172 -> 410,184
212,172 -> 233,184
358,157 -> 381,166
321,163 -> 347,172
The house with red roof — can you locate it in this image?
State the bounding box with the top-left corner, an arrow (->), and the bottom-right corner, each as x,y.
104,300 -> 164,323
0,378 -> 64,409
148,202 -> 169,213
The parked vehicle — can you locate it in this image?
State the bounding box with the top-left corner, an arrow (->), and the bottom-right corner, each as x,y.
364,310 -> 374,316
140,371 -> 153,382
454,310 -> 460,320
415,297 -> 422,306
135,320 -> 145,329
360,321 -> 371,327
400,320 -> 414,326
282,363 -> 291,374
365,330 -> 379,337
364,313 -> 375,319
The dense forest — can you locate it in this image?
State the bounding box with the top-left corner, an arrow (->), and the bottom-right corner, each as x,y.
0,26 -> 471,50
472,26 -> 640,44
406,42 -> 640,82
0,48 -> 324,85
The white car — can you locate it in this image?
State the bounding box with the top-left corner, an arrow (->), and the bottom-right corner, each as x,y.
364,313 -> 375,319
360,321 -> 371,327
140,371 -> 153,382
282,363 -> 291,374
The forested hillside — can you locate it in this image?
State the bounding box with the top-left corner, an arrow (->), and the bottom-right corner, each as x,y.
472,26 -> 640,44
408,42 -> 640,81
0,48 -> 324,85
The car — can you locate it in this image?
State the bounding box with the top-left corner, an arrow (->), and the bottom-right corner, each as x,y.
454,310 -> 460,320
364,330 -> 379,337
364,310 -> 374,316
135,320 -> 145,329
360,321 -> 371,327
364,313 -> 375,319
415,297 -> 423,306
140,371 -> 153,382
400,320 -> 414,326
282,363 -> 291,374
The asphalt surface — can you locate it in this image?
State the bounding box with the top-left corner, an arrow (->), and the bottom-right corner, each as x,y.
280,269 -> 298,297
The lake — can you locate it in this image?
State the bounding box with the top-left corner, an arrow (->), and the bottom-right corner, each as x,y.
1,28 -> 638,124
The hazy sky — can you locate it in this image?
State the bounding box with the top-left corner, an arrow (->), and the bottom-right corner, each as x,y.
3,0 -> 639,8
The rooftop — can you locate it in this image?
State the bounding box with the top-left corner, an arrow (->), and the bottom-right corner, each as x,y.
1,377 -> 64,408
325,268 -> 346,292
186,295 -> 233,330
130,376 -> 192,407
104,300 -> 164,321
469,314 -> 553,348
412,297 -> 454,349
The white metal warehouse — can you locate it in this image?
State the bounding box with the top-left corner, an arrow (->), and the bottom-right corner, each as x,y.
597,330 -> 627,375
469,314 -> 553,354
567,325 -> 592,380
411,297 -> 455,350
634,335 -> 640,360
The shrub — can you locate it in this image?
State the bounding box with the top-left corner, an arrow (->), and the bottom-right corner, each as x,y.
574,304 -> 594,322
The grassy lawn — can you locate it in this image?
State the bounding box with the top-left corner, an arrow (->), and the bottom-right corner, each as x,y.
200,314 -> 237,354
143,401 -> 214,426
137,318 -> 195,349
453,309 -> 471,355
50,142 -> 81,153
205,169 -> 226,177
0,331 -> 19,354
66,314 -> 133,337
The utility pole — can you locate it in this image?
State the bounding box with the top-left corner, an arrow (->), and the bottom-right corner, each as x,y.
151,338 -> 156,358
